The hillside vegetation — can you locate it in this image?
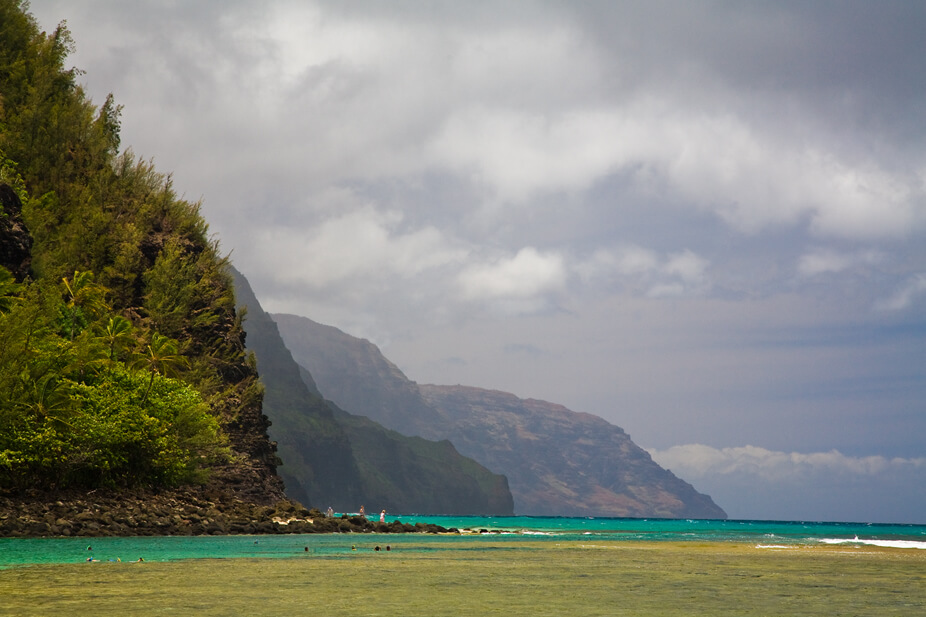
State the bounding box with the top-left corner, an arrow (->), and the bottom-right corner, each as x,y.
0,0 -> 281,502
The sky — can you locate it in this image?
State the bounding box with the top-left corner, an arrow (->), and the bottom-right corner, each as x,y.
29,1 -> 925,523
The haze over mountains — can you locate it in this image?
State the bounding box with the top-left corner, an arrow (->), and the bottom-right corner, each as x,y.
270,312 -> 726,519
232,269 -> 513,515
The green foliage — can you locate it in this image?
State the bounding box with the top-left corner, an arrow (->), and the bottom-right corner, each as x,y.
58,269 -> 107,339
0,1 -> 255,492
0,149 -> 28,209
0,266 -> 19,312
134,331 -> 188,403
143,239 -> 200,338
101,314 -> 133,361
0,273 -> 227,490
0,364 -> 226,489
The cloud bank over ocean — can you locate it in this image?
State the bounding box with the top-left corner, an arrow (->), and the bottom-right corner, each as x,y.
650,445 -> 926,524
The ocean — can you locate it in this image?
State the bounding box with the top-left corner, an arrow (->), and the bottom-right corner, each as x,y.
2,515 -> 924,568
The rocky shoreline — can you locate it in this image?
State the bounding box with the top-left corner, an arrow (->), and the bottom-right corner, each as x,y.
0,488 -> 449,538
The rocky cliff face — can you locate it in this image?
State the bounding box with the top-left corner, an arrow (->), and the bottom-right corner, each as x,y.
273,313 -> 727,519
419,385 -> 725,518
0,184 -> 32,280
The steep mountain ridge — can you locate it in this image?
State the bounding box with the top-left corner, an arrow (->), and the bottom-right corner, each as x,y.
233,270 -> 513,515
269,315 -> 445,437
273,313 -> 727,519
419,385 -> 725,518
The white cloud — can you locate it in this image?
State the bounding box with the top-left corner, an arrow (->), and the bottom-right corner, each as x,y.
577,246 -> 710,298
645,283 -> 686,299
429,108 -> 629,203
645,111 -> 926,239
457,247 -> 566,304
615,246 -> 661,276
576,246 -> 660,281
648,443 -> 926,522
47,1 -> 926,244
797,248 -> 883,277
428,98 -> 925,239
649,444 -> 926,481
663,249 -> 709,285
254,206 -> 466,289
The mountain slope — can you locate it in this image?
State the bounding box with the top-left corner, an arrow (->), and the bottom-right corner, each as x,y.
273,313 -> 727,519
232,270 -> 513,515
419,385 -> 725,518
269,314 -> 443,437
0,2 -> 299,534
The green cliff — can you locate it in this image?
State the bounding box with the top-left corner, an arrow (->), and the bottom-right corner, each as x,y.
232,269 -> 513,515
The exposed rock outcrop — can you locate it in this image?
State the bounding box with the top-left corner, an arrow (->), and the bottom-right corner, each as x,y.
0,184 -> 32,280
0,487 -> 447,537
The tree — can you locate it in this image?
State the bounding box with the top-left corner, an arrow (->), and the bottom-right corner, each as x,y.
58,270 -> 107,340
134,331 -> 187,403
100,314 -> 133,362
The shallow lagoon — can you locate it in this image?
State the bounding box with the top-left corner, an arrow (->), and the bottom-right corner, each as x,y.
1,539 -> 924,616
2,517 -> 924,615
3,515 -> 923,568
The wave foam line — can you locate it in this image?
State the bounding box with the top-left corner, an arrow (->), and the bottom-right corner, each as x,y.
819,538 -> 926,550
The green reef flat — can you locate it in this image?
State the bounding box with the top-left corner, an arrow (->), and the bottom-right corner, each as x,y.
1,540 -> 923,616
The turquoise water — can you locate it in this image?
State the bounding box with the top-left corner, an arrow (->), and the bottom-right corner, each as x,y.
2,516 -> 924,568
394,514 -> 926,545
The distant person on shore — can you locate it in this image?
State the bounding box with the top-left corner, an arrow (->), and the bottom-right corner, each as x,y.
359,505 -> 365,518
380,510 -> 386,523
326,506 -> 334,517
